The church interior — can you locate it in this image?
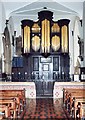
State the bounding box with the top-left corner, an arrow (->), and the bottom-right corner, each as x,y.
0,0 -> 85,119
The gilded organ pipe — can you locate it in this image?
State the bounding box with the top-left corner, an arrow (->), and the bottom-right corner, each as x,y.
42,20 -> 44,52
24,26 -> 30,53
41,19 -> 50,53
61,25 -> 68,53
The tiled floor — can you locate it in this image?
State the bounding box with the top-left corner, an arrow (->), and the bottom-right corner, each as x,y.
24,98 -> 71,119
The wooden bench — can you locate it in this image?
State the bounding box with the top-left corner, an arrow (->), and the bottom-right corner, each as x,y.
0,89 -> 25,101
63,88 -> 85,119
0,98 -> 17,118
0,105 -> 10,119
72,98 -> 85,119
63,88 -> 85,105
0,89 -> 26,119
0,89 -> 26,109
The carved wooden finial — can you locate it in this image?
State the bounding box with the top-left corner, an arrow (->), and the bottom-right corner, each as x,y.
5,20 -> 9,26
43,7 -> 47,9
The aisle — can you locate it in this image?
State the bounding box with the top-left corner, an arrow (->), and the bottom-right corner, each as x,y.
24,98 -> 71,119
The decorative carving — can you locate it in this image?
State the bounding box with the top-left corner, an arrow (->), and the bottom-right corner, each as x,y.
74,58 -> 80,74
78,36 -> 84,61
51,23 -> 60,33
32,23 -> 40,33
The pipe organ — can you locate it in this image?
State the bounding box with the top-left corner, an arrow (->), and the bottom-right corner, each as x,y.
12,10 -> 70,84
21,11 -> 70,56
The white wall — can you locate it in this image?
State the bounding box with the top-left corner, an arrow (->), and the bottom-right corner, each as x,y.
83,1 -> 85,67
74,18 -> 80,66
0,2 -> 3,58
69,17 -> 75,75
0,1 -> 6,73
8,16 -> 15,59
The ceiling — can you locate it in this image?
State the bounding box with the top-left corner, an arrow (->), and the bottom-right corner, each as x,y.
1,0 -> 84,19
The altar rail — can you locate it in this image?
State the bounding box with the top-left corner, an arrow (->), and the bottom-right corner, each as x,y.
53,82 -> 85,98
0,82 -> 36,98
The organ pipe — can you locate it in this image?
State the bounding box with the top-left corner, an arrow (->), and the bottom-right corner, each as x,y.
24,26 -> 30,53
41,19 -> 50,53
61,25 -> 68,53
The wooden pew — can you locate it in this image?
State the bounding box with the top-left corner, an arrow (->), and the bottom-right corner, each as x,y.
0,98 -> 17,118
0,96 -> 21,116
0,89 -> 26,119
0,105 -> 10,119
0,89 -> 26,111
0,89 -> 25,101
63,88 -> 85,119
0,95 -> 23,114
72,98 -> 85,119
63,88 -> 85,106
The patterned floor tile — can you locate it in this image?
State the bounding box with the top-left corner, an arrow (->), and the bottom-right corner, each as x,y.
24,98 -> 71,119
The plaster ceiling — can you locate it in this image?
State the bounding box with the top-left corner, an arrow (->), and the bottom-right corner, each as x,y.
1,0 -> 83,19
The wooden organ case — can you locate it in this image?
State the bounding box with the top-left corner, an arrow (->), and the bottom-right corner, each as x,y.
12,10 -> 70,96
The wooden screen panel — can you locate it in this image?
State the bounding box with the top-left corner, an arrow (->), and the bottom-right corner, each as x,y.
12,57 -> 23,67
33,57 -> 39,71
53,57 -> 59,71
